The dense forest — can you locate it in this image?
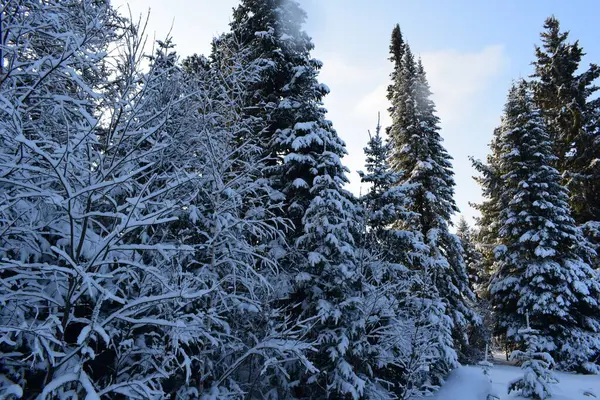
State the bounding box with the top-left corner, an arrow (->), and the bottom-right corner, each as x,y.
0,0 -> 599,399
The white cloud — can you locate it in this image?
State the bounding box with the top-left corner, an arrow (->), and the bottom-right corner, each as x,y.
355,84 -> 392,128
420,45 -> 508,125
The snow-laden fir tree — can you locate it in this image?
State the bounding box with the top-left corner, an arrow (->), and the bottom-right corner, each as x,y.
489,81 -> 600,373
386,29 -> 480,364
508,314 -> 558,400
227,0 -> 333,240
290,140 -> 368,399
224,2 -> 393,397
358,114 -> 425,266
455,217 -> 484,294
455,217 -> 491,364
262,38 -> 371,399
358,117 -> 458,398
471,125 -> 507,296
531,16 -> 600,266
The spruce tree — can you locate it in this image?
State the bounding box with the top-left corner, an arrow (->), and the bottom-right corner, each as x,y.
291,147 -> 367,399
508,317 -> 558,400
489,81 -> 600,373
358,114 -> 424,266
228,0 -> 332,240
471,126 -> 506,294
455,216 -> 492,364
358,117 -> 456,397
532,16 -> 600,264
456,217 -> 484,293
387,30 -> 479,362
387,24 -> 405,104
225,1 -> 377,397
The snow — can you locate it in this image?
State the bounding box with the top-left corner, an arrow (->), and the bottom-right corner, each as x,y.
431,364 -> 600,400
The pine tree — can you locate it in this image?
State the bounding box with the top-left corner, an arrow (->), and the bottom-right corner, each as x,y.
532,16 -> 600,265
489,81 -> 600,373
387,30 -> 479,363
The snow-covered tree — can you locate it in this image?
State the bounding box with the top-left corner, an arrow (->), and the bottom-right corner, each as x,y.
357,116 -> 459,398
455,217 -> 484,294
531,16 -> 600,266
471,126 -> 506,296
358,115 -> 424,266
171,34 -> 325,398
387,24 -> 405,107
489,81 -> 600,373
455,217 -> 490,363
227,0 -> 334,241
386,31 -> 479,363
508,315 -> 558,400
288,143 -> 369,398
0,2 -> 209,396
223,2 -> 396,397
0,2 -> 314,398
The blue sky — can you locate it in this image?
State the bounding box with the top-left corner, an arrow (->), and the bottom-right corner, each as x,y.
113,0 -> 600,226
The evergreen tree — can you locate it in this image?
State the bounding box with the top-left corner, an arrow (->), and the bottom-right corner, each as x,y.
358,114 -> 423,266
358,117 -> 457,397
471,126 -> 506,295
226,1 -> 378,397
227,0 -> 332,240
387,31 -> 480,363
489,81 -> 600,373
291,146 -> 367,399
456,216 -> 492,364
508,319 -> 558,400
387,24 -> 405,104
532,16 -> 600,264
455,217 -> 484,293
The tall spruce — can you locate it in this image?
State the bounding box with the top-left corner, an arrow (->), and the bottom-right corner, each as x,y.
357,117 -> 459,397
228,0 -> 332,240
489,81 -> 600,373
386,28 -> 480,362
532,16 -> 600,264
387,24 -> 405,104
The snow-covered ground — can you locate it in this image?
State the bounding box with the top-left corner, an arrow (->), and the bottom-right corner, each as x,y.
432,364 -> 600,400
